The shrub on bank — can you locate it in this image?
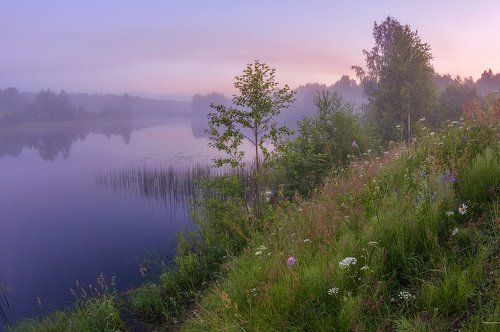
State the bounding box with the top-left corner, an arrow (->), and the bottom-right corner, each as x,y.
184,119 -> 499,331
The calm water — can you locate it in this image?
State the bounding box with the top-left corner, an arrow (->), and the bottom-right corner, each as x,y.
0,119 -> 218,326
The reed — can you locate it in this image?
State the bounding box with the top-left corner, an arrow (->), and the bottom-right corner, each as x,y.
0,278 -> 9,328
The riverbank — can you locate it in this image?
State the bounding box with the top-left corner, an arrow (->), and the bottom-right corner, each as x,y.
9,118 -> 499,331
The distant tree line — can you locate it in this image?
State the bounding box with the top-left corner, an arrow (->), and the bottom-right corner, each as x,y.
0,88 -> 132,126
206,16 -> 500,203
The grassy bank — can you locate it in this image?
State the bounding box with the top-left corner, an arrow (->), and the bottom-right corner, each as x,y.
182,120 -> 499,331
11,119 -> 499,331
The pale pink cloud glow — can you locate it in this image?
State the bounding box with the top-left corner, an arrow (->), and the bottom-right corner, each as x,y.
1,0 -> 498,96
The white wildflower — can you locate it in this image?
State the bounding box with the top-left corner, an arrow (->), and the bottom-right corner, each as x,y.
338,257 -> 357,269
303,239 -> 311,244
452,227 -> 459,236
254,250 -> 262,256
445,211 -> 454,216
327,287 -> 339,295
398,291 -> 415,301
458,203 -> 467,215
367,241 -> 378,245
360,265 -> 369,271
258,245 -> 267,251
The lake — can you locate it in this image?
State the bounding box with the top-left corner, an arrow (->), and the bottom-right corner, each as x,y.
0,118 -> 218,326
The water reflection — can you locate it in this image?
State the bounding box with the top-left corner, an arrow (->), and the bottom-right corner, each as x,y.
0,120 -> 223,325
0,121 -> 133,161
95,164 -> 216,208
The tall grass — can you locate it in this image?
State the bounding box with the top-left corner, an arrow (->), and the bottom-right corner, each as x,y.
12,119 -> 498,331
1,278 -> 9,329
183,119 -> 499,331
95,163 -> 214,208
95,163 -> 249,210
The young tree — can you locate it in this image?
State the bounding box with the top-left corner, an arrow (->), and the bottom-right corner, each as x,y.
353,16 -> 436,143
207,60 -> 295,217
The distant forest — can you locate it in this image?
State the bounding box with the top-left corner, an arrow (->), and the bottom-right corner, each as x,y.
0,89 -> 190,127
190,70 -> 500,137
1,69 -> 499,130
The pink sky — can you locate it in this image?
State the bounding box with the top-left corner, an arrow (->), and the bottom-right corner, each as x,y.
1,0 -> 499,98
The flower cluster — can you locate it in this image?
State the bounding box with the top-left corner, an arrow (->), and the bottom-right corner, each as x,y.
287,256 -> 297,266
338,257 -> 357,269
255,245 -> 268,255
397,291 -> 415,301
440,172 -> 456,184
327,287 -> 339,295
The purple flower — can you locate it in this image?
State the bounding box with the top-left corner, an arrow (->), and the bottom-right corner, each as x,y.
440,174 -> 446,183
441,172 -> 457,184
352,141 -> 359,149
287,256 -> 297,266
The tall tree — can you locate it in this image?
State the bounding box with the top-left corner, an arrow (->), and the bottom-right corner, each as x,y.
353,16 -> 436,143
207,60 -> 295,217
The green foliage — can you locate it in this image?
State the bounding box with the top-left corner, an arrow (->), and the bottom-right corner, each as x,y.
353,16 -> 437,143
275,91 -> 370,197
184,120 -> 499,331
435,76 -> 478,125
458,146 -> 500,207
127,175 -> 254,326
207,60 -> 295,216
13,295 -> 124,332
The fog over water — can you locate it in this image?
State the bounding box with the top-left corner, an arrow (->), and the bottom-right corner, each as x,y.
0,119 -> 222,325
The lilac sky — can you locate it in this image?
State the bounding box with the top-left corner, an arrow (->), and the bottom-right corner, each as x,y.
1,0 -> 499,98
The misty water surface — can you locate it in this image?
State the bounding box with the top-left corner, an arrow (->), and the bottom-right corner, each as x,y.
0,119 -> 219,325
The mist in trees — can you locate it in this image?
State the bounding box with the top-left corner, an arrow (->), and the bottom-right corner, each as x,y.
353,16 -> 436,143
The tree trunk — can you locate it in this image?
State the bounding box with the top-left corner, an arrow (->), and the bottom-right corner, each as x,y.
407,108 -> 411,145
253,122 -> 261,218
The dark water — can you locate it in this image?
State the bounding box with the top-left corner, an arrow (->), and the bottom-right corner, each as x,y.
0,119 -> 220,326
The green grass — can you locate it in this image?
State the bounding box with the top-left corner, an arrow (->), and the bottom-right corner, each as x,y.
12,119 -> 499,331
183,120 -> 499,331
12,295 -> 123,332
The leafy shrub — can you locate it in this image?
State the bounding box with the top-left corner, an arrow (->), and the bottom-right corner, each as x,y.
128,175 -> 253,325
13,295 -> 124,332
275,91 -> 370,197
458,146 -> 499,206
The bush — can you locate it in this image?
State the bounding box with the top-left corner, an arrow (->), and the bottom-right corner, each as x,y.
275,91 -> 370,197
13,295 -> 124,332
458,146 -> 500,206
128,175 -> 254,326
